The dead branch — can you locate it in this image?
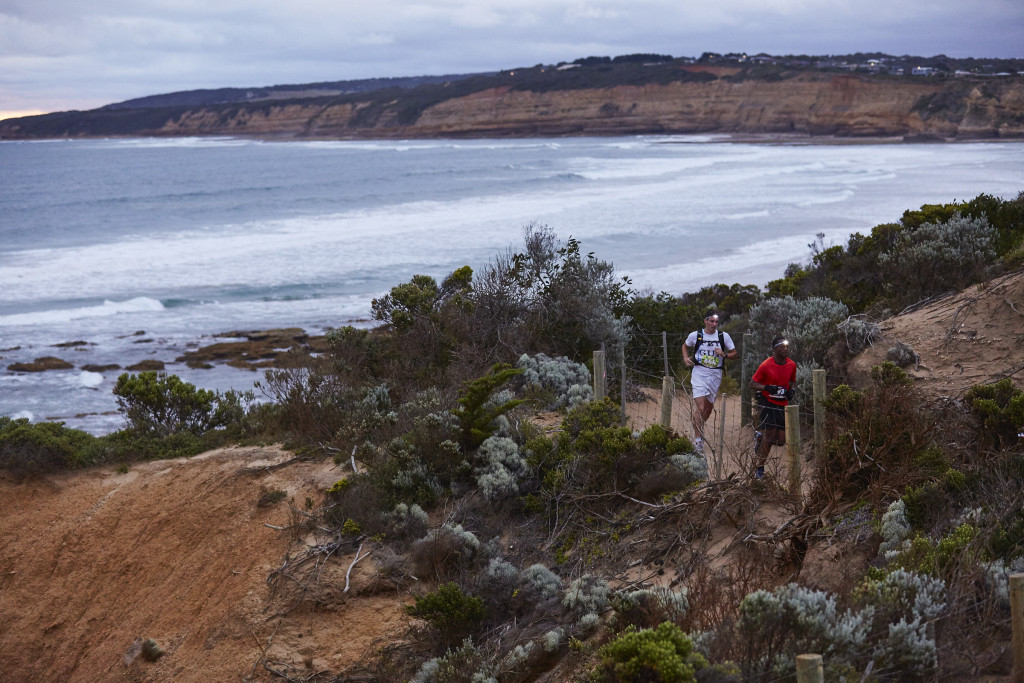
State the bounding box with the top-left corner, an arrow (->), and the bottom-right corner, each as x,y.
344,543 -> 371,593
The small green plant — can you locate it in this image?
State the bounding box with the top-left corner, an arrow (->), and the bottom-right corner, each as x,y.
140,638 -> 164,662
326,478 -> 351,495
964,378 -> 1024,450
594,622 -> 707,682
117,463 -> 131,474
406,582 -> 486,641
342,518 -> 362,535
452,363 -> 524,450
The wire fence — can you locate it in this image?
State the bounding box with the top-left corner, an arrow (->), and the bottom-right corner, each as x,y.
595,331 -> 849,481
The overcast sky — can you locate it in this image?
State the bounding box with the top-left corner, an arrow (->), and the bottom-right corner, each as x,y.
2,0 -> 1023,120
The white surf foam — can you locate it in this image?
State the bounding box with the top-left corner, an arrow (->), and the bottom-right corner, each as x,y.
0,297 -> 165,327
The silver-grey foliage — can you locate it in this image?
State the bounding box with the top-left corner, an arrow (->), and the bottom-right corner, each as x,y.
667,453 -> 708,484
838,314 -> 882,355
520,563 -> 562,601
878,212 -> 996,303
516,352 -> 593,410
744,295 -> 850,378
474,436 -> 531,501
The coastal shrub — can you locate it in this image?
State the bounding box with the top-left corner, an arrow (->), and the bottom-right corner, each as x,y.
887,341 -> 919,368
737,584 -> 872,681
899,468 -> 967,531
453,363 -> 524,451
855,569 -> 946,679
370,266 -> 475,374
387,502 -> 430,540
0,417 -> 104,473
406,583 -> 486,643
372,267 -> 474,332
113,371 -> 248,438
879,498 -> 912,554
516,353 -> 593,410
474,558 -> 519,614
743,296 -> 848,380
811,363 -> 940,508
410,523 -> 481,582
837,314 -> 882,355
411,639 -> 491,683
100,427 -> 219,461
257,363 -> 356,445
963,378 -> 1024,450
613,586 -> 690,630
519,563 -> 563,602
594,622 -> 707,683
474,436 -> 531,501
667,453 -> 708,484
981,557 -> 1024,608
507,224 -> 632,360
321,471 -> 398,537
563,574 -> 612,629
877,213 -> 995,304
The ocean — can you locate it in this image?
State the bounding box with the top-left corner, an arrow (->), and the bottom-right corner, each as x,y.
1,135 -> 1022,434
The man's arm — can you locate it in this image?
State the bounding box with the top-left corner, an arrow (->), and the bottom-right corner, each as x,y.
722,333 -> 738,360
682,343 -> 695,367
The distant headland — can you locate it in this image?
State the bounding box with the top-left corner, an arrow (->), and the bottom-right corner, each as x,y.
3,52 -> 1024,141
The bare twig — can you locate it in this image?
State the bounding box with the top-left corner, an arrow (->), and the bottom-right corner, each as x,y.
344,543 -> 371,593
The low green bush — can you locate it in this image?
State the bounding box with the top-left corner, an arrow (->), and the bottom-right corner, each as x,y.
594,622 -> 707,683
964,378 -> 1024,450
113,371 -> 249,437
406,582 -> 486,642
0,417 -> 104,473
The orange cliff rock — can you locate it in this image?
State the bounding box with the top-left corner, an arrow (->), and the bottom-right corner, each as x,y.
4,72 -> 1024,140
162,74 -> 1024,140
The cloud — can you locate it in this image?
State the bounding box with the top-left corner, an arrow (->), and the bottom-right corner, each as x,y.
1,0 -> 1023,114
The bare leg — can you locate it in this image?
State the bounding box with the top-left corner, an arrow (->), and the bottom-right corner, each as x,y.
692,396 -> 714,446
755,426 -> 784,469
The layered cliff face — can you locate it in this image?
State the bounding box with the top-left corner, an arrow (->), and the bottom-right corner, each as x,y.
152,73 -> 1024,140
4,71 -> 1024,140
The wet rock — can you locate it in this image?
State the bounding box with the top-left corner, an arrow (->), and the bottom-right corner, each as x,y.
176,328 -> 328,370
8,356 -> 74,372
125,360 -> 166,371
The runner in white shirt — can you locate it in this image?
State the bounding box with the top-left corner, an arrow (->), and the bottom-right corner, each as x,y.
682,311 -> 737,456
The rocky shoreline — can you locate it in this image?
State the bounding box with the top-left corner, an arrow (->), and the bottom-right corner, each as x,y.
4,328 -> 330,376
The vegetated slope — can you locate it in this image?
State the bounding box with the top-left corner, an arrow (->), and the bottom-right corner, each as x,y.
1,274 -> 1021,681
3,65 -> 1024,140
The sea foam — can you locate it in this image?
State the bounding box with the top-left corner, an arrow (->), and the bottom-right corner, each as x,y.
0,297 -> 165,327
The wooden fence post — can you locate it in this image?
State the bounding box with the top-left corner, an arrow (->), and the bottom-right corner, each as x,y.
620,351 -> 627,424
796,654 -> 824,683
715,395 -> 727,479
660,376 -> 673,428
1012,573 -> 1024,683
740,332 -> 753,426
662,331 -> 670,377
785,404 -> 801,498
813,368 -> 826,459
593,350 -> 605,400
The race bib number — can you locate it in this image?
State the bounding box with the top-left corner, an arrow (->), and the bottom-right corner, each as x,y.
697,349 -> 722,368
